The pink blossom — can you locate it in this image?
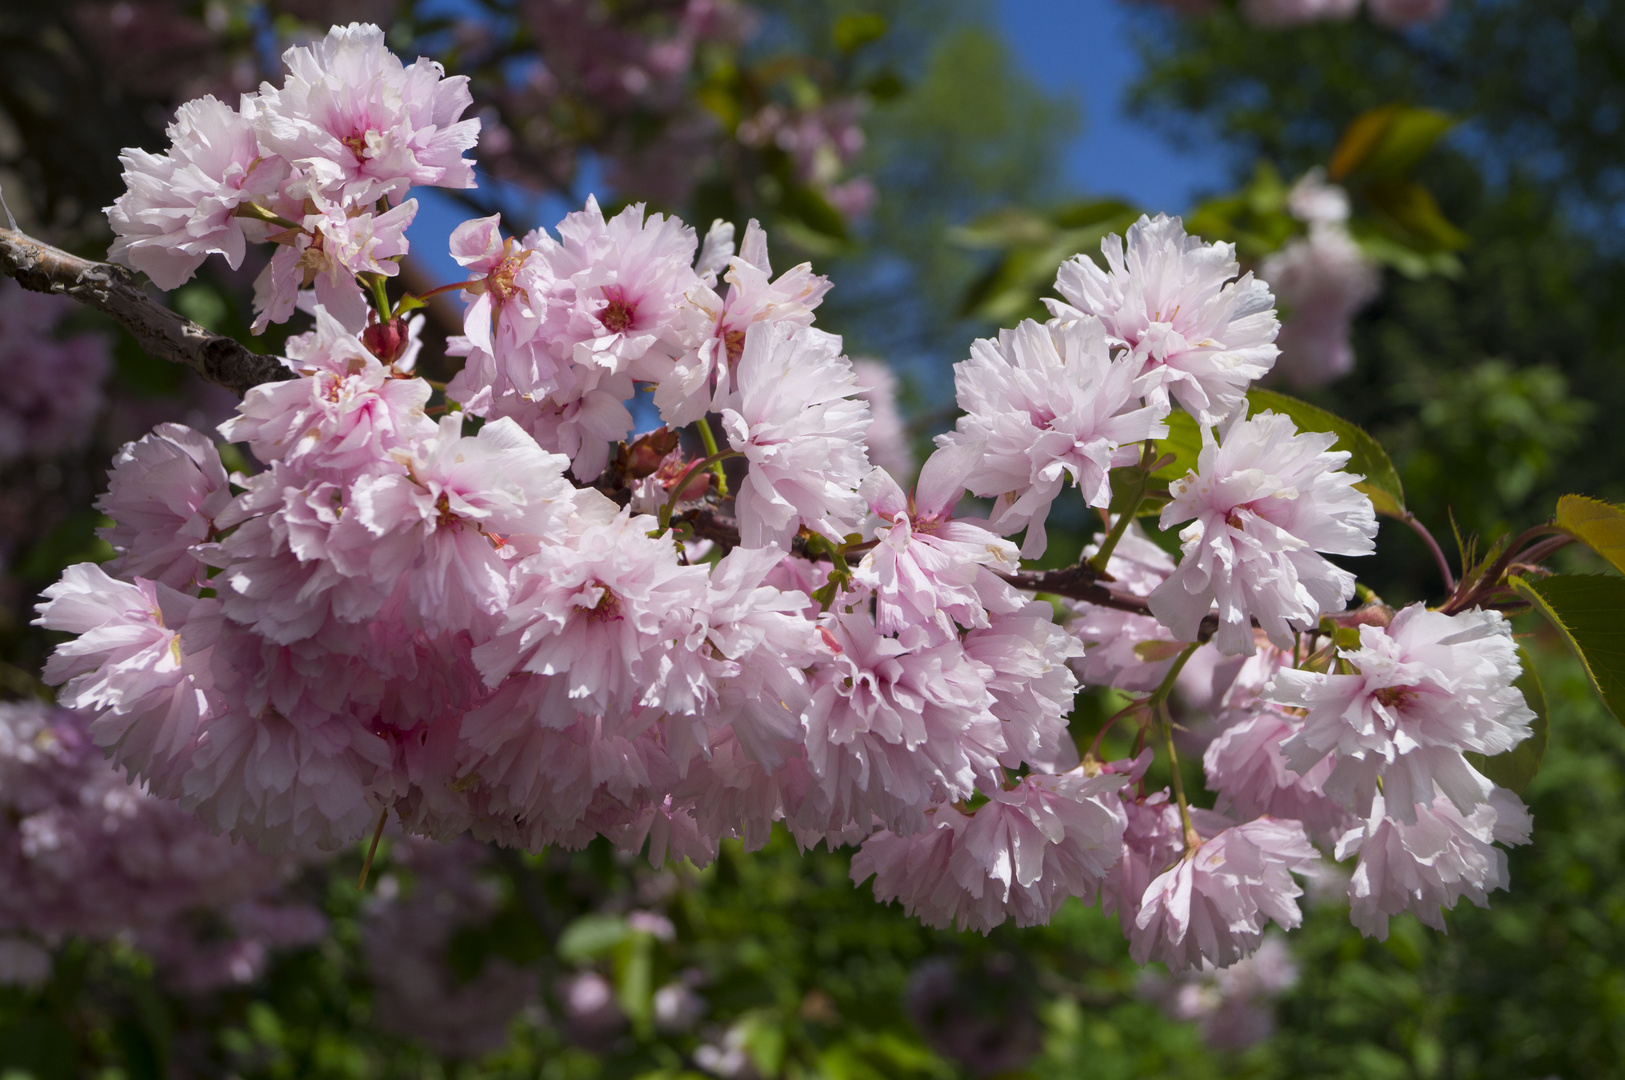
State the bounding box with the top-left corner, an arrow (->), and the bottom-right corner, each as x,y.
540,195 -> 699,381
1149,410 -> 1377,655
489,365 -> 638,482
669,546 -> 823,771
457,683 -> 676,850
1204,707 -> 1350,845
797,611 -> 1004,842
208,464 -> 399,645
1103,783 -> 1227,938
936,316 -> 1168,558
660,219 -> 831,425
177,611 -> 395,852
852,768 -> 1129,933
222,306 -> 434,473
1262,227 -> 1379,388
720,322 -> 872,548
35,564 -> 213,797
1262,173 -> 1379,388
1241,0 -> 1361,26
473,510 -> 709,718
352,415 -> 588,633
1270,604 -> 1534,821
107,94 -> 289,290
98,423 -> 233,590
250,22 -> 479,205
1049,214 -> 1279,425
1337,789 -> 1531,940
1131,816 -> 1319,971
448,214 -> 549,358
855,447 -> 1023,641
963,602 -> 1085,774
251,197 -> 417,333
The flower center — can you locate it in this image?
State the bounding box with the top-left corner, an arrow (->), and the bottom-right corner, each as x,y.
1374,685 -> 1416,710
341,131 -> 370,162
723,328 -> 747,364
587,582 -> 620,621
488,248 -> 532,305
600,290 -> 637,334
433,492 -> 464,531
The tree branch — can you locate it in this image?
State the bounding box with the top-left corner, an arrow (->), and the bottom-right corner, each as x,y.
0,226 -> 293,397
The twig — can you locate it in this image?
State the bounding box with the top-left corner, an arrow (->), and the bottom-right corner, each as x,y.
0,225 -> 293,397
1403,510 -> 1456,593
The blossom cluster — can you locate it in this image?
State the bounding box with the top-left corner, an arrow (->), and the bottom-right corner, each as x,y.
107,22 -> 479,332
0,701 -> 324,994
38,23 -> 1540,981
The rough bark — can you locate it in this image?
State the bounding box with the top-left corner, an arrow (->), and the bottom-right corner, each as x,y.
0,226 -> 292,397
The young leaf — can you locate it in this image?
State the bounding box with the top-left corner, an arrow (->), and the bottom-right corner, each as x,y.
1554,494 -> 1625,575
1328,104 -> 1454,183
557,913 -> 632,963
1152,408 -> 1203,484
1246,388 -> 1406,516
1509,573 -> 1625,722
1466,648 -> 1548,793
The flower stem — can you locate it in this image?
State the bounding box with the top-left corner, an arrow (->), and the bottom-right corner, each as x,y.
232,202 -> 300,230
1144,642 -> 1202,853
1158,698 -> 1202,854
357,807 -> 388,890
693,417 -> 730,498
1403,510 -> 1456,593
1086,441 -> 1155,574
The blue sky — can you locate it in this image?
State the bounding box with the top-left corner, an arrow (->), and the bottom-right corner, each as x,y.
995,0 -> 1228,213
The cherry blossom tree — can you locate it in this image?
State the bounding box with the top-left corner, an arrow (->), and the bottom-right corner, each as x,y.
2,22 -> 1616,1002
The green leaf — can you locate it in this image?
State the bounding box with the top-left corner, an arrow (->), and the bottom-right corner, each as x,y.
779,184 -> 848,242
1247,388 -> 1406,516
1554,494 -> 1625,574
1509,574 -> 1625,721
1363,178 -> 1469,252
613,933 -> 654,1036
557,914 -> 631,964
833,13 -> 887,53
1466,648 -> 1549,792
1329,104 -> 1454,183
1151,408 -> 1203,484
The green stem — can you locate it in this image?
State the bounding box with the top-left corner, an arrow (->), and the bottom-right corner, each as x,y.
361,272 -> 392,317
232,202 -> 300,230
357,808 -> 388,890
1148,641 -> 1200,709
694,417 -> 729,498
1146,641 -> 1202,853
1158,698 -> 1201,855
1086,441 -> 1155,573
